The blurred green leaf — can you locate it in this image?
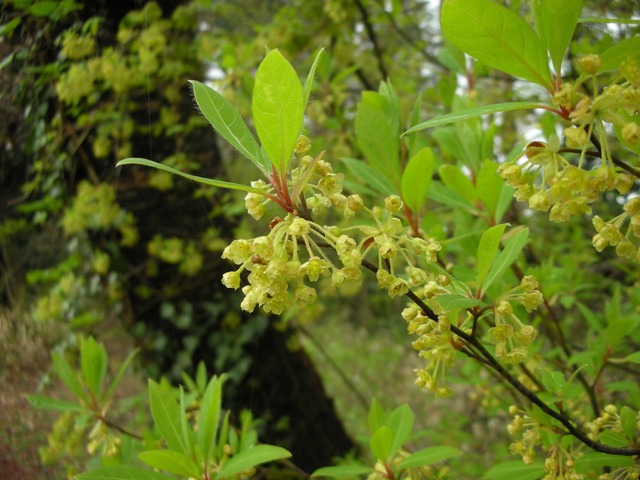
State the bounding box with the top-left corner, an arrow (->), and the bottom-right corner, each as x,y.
217,445 -> 291,480
312,464 -> 372,479
599,36 -> 640,72
436,294 -> 483,312
76,466 -> 173,480
477,224 -> 507,292
370,426 -> 393,462
198,375 -> 225,463
149,380 -> 190,455
401,148 -> 435,213
80,336 -> 108,398
355,92 -> 401,187
103,348 -> 138,405
405,102 -> 542,135
51,351 -> 87,403
482,228 -> 529,296
342,157 -> 395,196
387,404 -> 414,459
439,165 -> 477,205
397,446 -> 462,470
139,450 -> 201,478
368,399 -> 388,434
620,406 -> 637,440
483,460 -> 545,480
27,394 -> 86,412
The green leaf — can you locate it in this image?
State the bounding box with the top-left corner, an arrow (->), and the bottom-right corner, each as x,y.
148,380 -> 190,455
370,426 -> 393,462
620,406 -> 637,440
441,0 -> 552,89
599,430 -> 630,447
477,224 -> 508,290
626,351 -> 640,364
428,181 -> 475,211
103,348 -> 139,405
179,388 -> 195,458
436,294 -> 483,312
439,165 -> 477,204
404,102 -> 542,135
76,466 -> 174,480
599,36 -> 640,73
387,404 -> 414,459
342,158 -> 396,197
252,49 -> 304,176
401,148 -> 435,213
368,399 -> 388,434
397,446 -> 462,470
355,92 -> 401,187
481,227 -> 529,296
573,452 -> 634,473
312,464 -> 372,479
476,161 -> 504,219
0,18 -> 22,38
27,1 -> 58,17
533,0 -> 583,75
217,410 -> 231,459
198,375 -> 225,464
483,460 -> 545,480
80,336 -> 108,398
190,80 -> 269,173
51,351 -> 87,403
27,394 -> 86,412
303,48 -> 325,108
117,158 -> 267,195
217,445 -> 291,480
139,450 -> 201,478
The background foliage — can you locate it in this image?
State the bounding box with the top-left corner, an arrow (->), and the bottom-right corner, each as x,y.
1,0 -> 640,479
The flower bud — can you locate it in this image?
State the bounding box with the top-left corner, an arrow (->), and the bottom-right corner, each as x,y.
222,271 -> 241,289
347,194 -> 364,212
578,54 -> 601,75
564,127 -> 588,148
520,275 -> 539,292
622,122 -> 640,146
294,135 -> 311,154
384,195 -> 403,212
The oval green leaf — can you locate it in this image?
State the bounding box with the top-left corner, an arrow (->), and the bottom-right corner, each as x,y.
217,445 -> 292,480
533,0 -> 583,75
370,425 -> 394,462
252,49 -> 304,176
312,464 -> 372,479
76,466 -> 174,480
191,80 -> 269,174
483,460 -> 545,480
441,0 -> 552,89
139,450 -> 201,478
397,446 -> 462,470
477,223 -> 508,290
481,227 -> 529,296
401,148 -> 435,213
